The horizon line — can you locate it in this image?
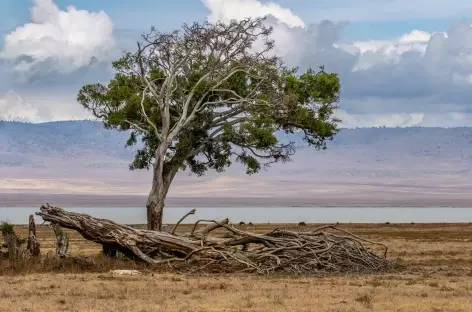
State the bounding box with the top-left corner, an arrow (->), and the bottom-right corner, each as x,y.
1,119 -> 471,130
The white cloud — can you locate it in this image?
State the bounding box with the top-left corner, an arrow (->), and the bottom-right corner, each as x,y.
335,110 -> 425,128
0,89 -> 95,123
0,0 -> 114,74
0,91 -> 43,122
202,0 -> 305,27
337,29 -> 433,70
337,110 -> 472,128
2,0 -> 472,128
201,0 -> 472,127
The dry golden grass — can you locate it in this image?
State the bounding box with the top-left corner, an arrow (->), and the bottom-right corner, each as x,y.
1,222 -> 472,311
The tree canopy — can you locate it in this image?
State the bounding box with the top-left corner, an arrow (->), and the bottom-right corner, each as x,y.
78,17 -> 340,177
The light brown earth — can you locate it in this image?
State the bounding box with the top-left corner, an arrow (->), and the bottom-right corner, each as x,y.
1,223 -> 472,312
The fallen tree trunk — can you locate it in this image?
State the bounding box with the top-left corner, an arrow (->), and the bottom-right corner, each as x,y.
36,204 -> 395,274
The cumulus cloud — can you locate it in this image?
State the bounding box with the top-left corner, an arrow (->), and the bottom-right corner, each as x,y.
202,0 -> 305,27
0,0 -> 115,122
202,0 -> 472,127
2,0 -> 472,127
0,0 -> 114,74
0,90 -> 95,122
0,91 -> 43,122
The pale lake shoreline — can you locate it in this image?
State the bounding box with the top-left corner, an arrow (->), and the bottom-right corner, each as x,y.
2,206 -> 472,225
2,192 -> 472,208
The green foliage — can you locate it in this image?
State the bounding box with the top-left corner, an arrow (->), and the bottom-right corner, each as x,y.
77,17 -> 341,182
0,221 -> 14,236
0,221 -> 26,246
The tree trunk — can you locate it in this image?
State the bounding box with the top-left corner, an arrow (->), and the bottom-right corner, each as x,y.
146,188 -> 165,231
146,149 -> 178,231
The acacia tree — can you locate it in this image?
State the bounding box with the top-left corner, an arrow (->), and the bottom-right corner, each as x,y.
77,17 -> 341,231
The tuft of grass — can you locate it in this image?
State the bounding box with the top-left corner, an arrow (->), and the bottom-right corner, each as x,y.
368,278 -> 383,287
355,293 -> 374,309
273,294 -> 285,306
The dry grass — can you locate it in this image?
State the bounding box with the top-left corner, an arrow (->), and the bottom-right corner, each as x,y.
1,222 -> 472,311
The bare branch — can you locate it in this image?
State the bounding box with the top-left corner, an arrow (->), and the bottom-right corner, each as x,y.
123,120 -> 149,134
171,209 -> 196,235
139,86 -> 161,138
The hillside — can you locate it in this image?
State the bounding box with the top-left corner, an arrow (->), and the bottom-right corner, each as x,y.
1,120 -> 472,206
2,120 -> 472,168
0,120 -> 137,168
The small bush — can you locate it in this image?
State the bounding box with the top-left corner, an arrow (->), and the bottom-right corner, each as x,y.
0,221 -> 14,235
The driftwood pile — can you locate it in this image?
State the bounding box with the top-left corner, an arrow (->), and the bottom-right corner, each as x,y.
36,204 -> 395,275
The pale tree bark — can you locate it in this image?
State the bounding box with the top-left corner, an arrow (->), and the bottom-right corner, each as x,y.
146,187 -> 165,231
146,146 -> 179,231
147,145 -> 166,231
27,214 -> 40,257
51,223 -> 69,257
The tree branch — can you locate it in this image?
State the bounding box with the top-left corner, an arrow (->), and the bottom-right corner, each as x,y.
123,120 -> 149,134
139,86 -> 161,138
171,209 -> 196,235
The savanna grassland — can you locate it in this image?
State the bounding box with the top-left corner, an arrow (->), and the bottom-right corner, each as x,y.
1,222 -> 472,312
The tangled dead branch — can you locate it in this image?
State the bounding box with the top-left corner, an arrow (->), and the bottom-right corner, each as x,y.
36,204 -> 395,275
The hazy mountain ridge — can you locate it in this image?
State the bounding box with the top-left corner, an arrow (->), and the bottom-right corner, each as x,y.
0,120 -> 138,168
3,120 -> 472,205
2,120 -> 472,168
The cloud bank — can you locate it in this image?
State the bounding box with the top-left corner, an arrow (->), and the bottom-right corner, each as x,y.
1,0 -> 472,128
202,0 -> 472,128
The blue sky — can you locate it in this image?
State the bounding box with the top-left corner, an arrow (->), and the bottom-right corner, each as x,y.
1,0 -> 472,127
1,0 -> 467,40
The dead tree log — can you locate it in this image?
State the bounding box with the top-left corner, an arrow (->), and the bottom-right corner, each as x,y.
4,233 -> 18,267
1,221 -> 26,267
27,215 -> 41,257
51,223 -> 69,258
36,204 -> 395,275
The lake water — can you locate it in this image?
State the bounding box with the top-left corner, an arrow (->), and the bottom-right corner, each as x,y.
1,206 -> 472,224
